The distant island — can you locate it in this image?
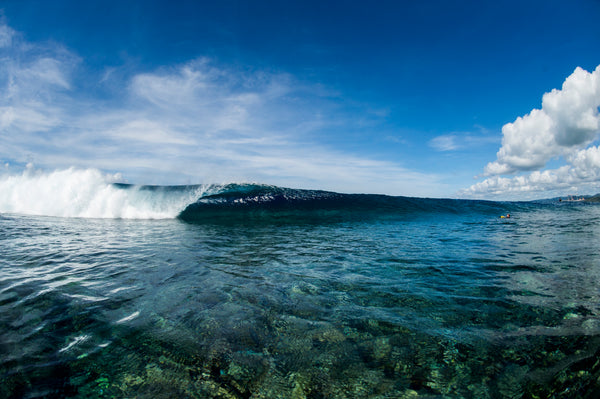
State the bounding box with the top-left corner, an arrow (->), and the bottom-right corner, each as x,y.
584,194 -> 600,202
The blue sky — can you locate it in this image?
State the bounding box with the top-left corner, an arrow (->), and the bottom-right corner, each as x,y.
1,0 -> 599,198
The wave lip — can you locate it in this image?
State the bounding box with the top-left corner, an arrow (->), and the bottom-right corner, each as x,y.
0,168 -> 206,219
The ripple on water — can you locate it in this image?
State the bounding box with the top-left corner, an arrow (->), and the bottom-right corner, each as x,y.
2,208 -> 600,397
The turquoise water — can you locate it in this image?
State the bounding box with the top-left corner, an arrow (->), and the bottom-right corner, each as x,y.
1,186 -> 600,398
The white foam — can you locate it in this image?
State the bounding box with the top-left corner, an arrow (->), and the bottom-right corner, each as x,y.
116,311 -> 140,324
0,167 -> 204,219
59,334 -> 90,353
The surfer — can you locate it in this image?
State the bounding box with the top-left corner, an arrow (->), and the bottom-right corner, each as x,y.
500,213 -> 510,219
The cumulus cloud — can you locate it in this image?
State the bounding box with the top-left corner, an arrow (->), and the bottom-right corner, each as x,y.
568,145 -> 600,180
461,166 -> 570,198
463,65 -> 600,198
484,65 -> 600,176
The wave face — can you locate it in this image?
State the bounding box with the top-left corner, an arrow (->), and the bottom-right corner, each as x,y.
0,168 -> 207,219
178,183 -> 509,223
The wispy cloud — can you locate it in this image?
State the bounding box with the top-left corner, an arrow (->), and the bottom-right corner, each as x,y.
463,65 -> 600,198
0,21 -> 447,196
429,130 -> 500,153
0,22 -> 15,48
429,135 -> 460,151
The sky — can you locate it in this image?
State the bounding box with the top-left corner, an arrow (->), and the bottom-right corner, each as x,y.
0,0 -> 599,199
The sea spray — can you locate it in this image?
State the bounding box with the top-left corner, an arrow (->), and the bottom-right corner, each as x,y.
0,167 -> 206,219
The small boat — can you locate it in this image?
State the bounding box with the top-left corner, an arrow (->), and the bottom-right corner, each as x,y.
560,195 -> 586,202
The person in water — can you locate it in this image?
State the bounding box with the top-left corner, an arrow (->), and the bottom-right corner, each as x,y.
500,213 -> 510,218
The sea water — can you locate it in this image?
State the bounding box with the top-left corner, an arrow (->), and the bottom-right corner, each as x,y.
1,171 -> 600,398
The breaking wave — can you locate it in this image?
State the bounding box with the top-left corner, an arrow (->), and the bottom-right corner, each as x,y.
0,168 -> 206,219
0,167 -> 537,222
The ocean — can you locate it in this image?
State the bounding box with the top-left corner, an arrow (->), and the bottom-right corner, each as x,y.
1,170 -> 600,398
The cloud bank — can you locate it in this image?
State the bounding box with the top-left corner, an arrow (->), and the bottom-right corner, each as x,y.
462,65 -> 600,198
0,21 -> 446,197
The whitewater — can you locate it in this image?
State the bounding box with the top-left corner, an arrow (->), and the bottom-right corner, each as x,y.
0,168 -> 208,219
2,167 -> 600,398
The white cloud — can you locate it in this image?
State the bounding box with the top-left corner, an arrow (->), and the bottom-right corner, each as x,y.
461,147 -> 600,199
2,53 -> 76,102
0,24 -> 77,140
545,67 -> 600,146
19,57 -> 71,89
0,23 -> 15,48
460,167 -> 570,198
465,65 -> 600,198
429,135 -> 460,151
0,104 -> 61,132
484,65 -> 600,177
131,60 -> 214,108
0,21 -> 447,197
429,130 -> 500,153
568,145 -> 600,180
106,119 -> 193,145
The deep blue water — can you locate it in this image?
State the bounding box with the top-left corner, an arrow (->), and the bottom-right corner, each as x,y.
2,185 -> 600,398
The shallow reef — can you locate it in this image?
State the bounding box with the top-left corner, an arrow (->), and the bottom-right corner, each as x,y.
5,309 -> 597,399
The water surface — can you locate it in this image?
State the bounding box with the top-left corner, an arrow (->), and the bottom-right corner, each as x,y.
2,189 -> 600,398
